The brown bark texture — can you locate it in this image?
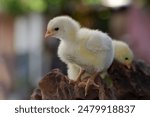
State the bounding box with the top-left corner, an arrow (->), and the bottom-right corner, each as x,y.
31,60 -> 150,100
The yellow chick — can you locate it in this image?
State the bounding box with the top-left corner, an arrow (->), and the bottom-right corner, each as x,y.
112,40 -> 134,68
67,63 -> 80,81
67,63 -> 90,81
67,40 -> 134,90
45,16 -> 114,95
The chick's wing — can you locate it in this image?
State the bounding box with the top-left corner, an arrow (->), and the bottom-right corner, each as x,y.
86,34 -> 111,53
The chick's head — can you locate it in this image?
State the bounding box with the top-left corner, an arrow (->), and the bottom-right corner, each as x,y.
113,40 -> 134,69
45,16 -> 80,40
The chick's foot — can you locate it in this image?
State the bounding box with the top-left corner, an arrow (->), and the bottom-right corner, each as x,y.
78,72 -> 100,96
69,68 -> 85,84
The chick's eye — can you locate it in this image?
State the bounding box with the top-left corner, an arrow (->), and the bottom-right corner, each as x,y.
54,27 -> 59,31
125,57 -> 129,60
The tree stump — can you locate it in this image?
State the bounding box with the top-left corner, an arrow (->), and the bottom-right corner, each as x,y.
31,60 -> 150,100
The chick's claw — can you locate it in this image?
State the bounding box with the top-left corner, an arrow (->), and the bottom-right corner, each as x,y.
76,69 -> 85,82
69,69 -> 85,84
68,79 -> 75,84
78,72 -> 100,96
84,78 -> 99,96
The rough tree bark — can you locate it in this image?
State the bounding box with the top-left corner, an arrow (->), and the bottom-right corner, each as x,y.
31,60 -> 150,100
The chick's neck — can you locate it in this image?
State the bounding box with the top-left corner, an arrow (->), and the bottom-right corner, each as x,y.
61,31 -> 78,43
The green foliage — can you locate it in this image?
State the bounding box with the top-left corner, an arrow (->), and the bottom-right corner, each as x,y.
24,0 -> 47,13
0,0 -> 103,16
84,0 -> 101,5
0,0 -> 26,15
145,0 -> 150,8
0,0 -> 52,15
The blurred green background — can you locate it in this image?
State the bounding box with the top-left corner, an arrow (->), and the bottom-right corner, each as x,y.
0,0 -> 150,99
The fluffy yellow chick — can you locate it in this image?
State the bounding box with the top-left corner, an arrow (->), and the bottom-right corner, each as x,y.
112,40 -> 134,68
67,63 -> 80,80
67,40 -> 134,90
67,63 -> 90,81
45,16 -> 114,95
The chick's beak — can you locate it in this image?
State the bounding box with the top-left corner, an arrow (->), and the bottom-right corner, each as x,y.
45,30 -> 54,39
126,64 -> 131,69
124,60 -> 132,69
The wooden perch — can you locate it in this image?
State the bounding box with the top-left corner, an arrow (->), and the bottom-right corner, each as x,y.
31,60 -> 150,100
